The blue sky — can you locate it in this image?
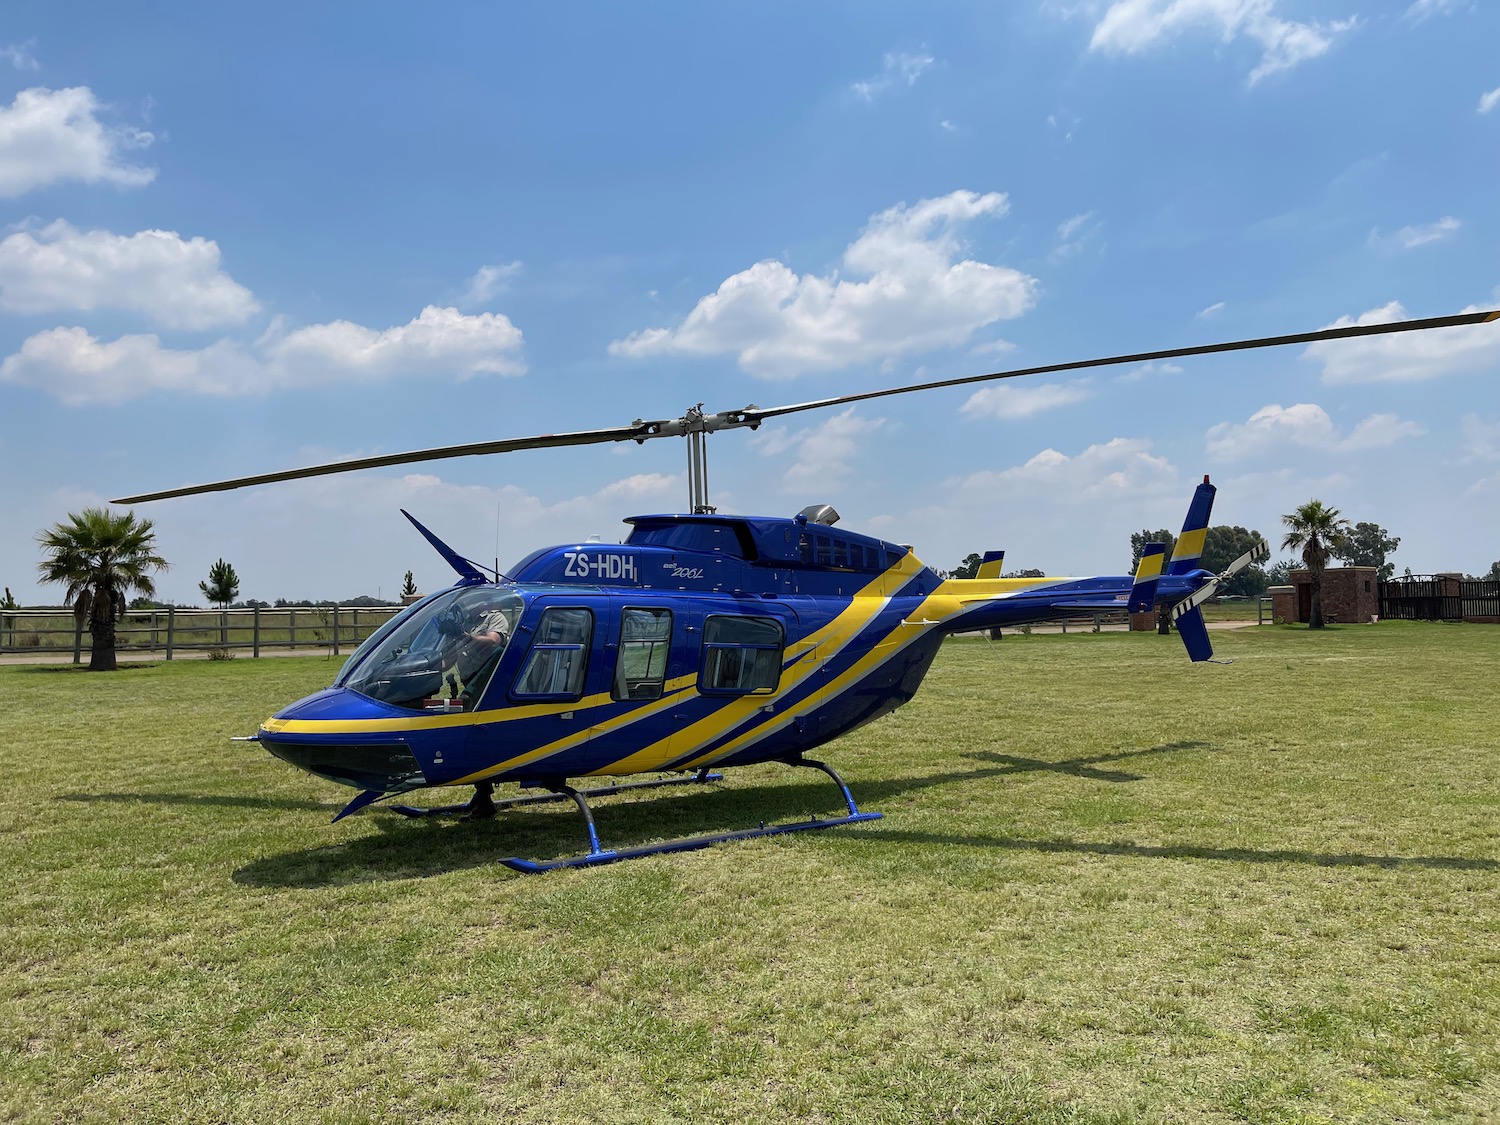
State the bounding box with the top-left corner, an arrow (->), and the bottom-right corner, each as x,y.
1,0 -> 1497,606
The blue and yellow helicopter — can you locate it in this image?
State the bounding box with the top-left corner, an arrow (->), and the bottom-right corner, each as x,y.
115,308 -> 1498,871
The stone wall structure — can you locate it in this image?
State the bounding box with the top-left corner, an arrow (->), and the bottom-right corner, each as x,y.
1278,566 -> 1380,624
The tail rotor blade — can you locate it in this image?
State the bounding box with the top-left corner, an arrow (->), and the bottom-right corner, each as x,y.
1220,539 -> 1270,581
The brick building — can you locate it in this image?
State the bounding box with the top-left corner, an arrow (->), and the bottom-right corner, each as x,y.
1269,566 -> 1379,624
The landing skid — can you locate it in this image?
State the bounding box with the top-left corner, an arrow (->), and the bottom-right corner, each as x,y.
499,756 -> 882,874
388,769 -> 724,819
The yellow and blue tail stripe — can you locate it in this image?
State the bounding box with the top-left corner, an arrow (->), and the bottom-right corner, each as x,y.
1168,476 -> 1216,575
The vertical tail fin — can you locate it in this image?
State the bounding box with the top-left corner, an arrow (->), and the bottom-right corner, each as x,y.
975,550 -> 1005,579
1167,476 -> 1217,575
1174,606 -> 1214,662
1127,542 -> 1167,613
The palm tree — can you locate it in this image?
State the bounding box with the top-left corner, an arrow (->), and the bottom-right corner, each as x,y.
1281,499 -> 1351,629
36,508 -> 169,671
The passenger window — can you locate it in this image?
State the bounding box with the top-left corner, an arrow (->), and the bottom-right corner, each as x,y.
513,608 -> 593,700
699,615 -> 783,695
613,607 -> 672,701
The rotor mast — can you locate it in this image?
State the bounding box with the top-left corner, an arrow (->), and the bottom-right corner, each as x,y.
638,404 -> 762,515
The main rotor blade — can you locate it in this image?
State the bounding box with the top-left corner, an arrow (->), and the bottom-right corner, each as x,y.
112,306 -> 1499,505
111,421 -> 664,503
739,308 -> 1500,425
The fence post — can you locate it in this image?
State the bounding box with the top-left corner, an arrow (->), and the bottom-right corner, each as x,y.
253,606 -> 261,658
166,605 -> 175,660
333,605 -> 341,656
290,608 -> 296,648
73,615 -> 83,665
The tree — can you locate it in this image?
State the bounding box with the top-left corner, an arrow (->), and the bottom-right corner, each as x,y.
948,555 -> 984,582
1007,568 -> 1046,579
1335,521 -> 1400,581
1129,529 -> 1175,574
199,558 -> 240,607
401,570 -> 419,598
36,508 -> 169,671
199,558 -> 240,647
1265,559 -> 1296,587
1202,526 -> 1270,596
1281,499 -> 1351,629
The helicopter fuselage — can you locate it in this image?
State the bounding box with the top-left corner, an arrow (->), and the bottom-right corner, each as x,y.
253,510 -> 1214,801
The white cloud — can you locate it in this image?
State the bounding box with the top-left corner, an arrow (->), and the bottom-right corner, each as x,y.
0,86 -> 154,197
459,261 -> 521,308
1,41 -> 39,71
1392,216 -> 1460,248
1403,0 -> 1468,21
1480,87 -> 1500,115
751,407 -> 886,493
0,305 -> 526,404
1460,412 -> 1500,462
1197,301 -> 1226,318
1087,1 -> 1357,85
609,190 -> 1038,379
1340,413 -> 1427,450
1053,210 -> 1101,259
961,382 -> 1090,419
851,51 -> 934,101
957,437 -> 1177,501
969,338 -> 1017,357
1116,361 -> 1183,382
1205,402 -> 1424,459
0,220 -> 259,328
1302,300 -> 1500,383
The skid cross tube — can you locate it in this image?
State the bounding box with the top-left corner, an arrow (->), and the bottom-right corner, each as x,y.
498,755 -> 883,874
387,769 -> 723,819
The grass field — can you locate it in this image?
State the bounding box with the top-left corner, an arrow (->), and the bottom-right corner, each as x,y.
1,622 -> 1497,1123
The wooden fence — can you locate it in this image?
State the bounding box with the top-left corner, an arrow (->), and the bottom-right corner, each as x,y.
0,605 -> 405,662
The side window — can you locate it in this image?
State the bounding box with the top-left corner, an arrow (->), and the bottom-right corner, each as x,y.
613,607 -> 673,702
699,615 -> 784,695
513,607 -> 593,700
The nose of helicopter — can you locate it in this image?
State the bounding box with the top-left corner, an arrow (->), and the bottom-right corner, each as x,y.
255,687 -> 428,793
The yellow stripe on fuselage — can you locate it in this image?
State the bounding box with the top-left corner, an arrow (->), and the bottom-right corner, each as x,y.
451,549 -> 934,783
672,576 -> 1028,772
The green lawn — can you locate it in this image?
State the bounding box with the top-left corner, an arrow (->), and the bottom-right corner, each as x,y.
1,623 -> 1496,1123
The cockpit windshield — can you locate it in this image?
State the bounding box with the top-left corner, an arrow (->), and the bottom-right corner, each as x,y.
337,586 -> 524,712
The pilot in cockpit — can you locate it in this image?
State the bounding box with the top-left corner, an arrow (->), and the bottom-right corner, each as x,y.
438,605 -> 513,700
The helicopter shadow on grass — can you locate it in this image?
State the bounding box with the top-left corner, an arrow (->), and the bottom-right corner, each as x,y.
56,791 -> 331,814
843,828 -> 1500,873
230,740 -> 1211,889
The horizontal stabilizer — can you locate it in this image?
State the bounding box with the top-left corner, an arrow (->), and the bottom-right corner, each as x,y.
1128,542 -> 1167,613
